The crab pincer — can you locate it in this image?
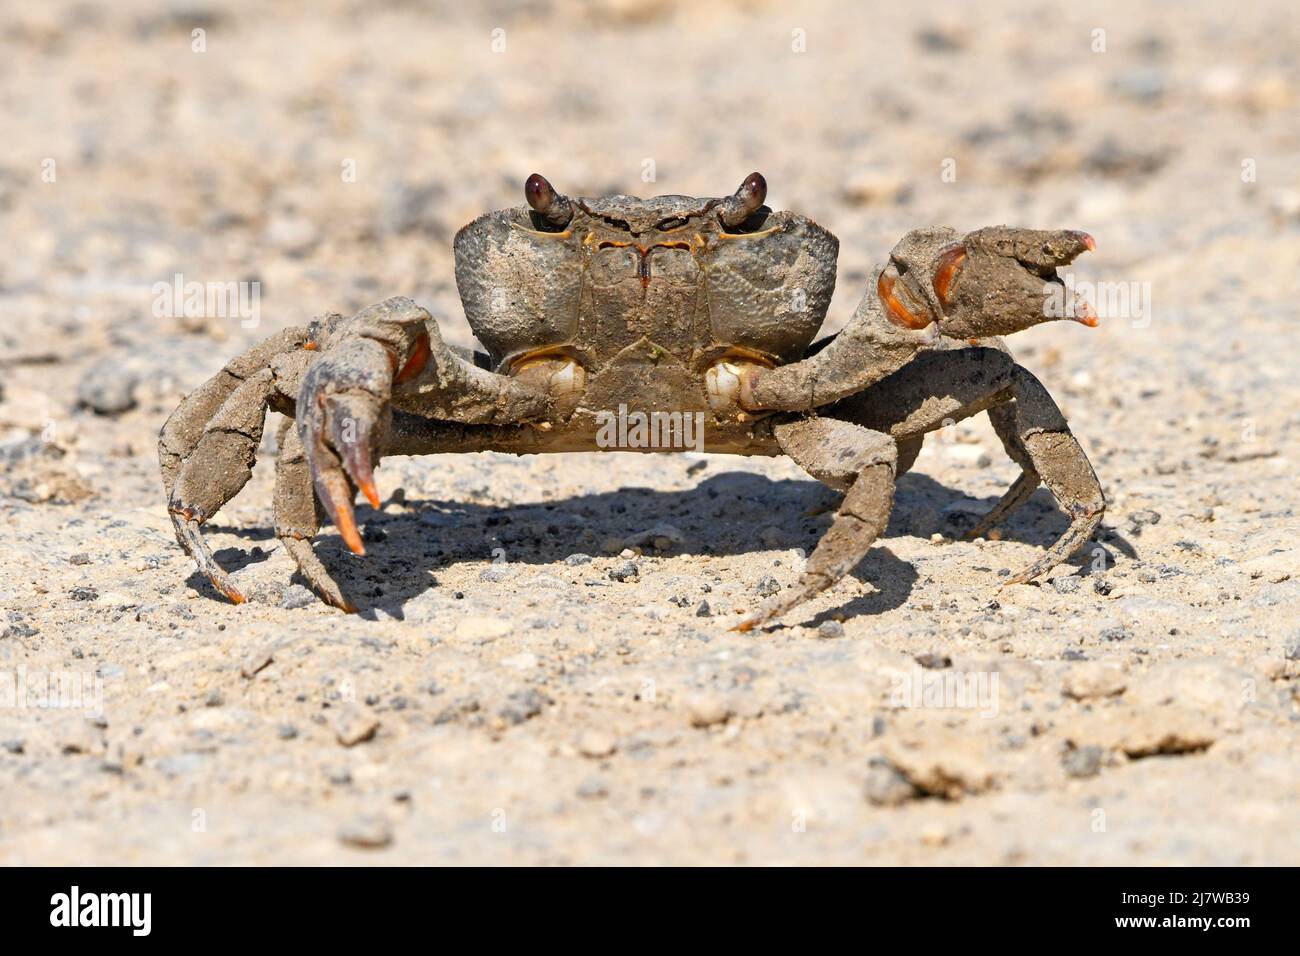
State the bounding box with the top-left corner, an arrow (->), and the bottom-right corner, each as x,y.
295,298 -> 432,556
299,391 -> 381,555
875,226 -> 1098,339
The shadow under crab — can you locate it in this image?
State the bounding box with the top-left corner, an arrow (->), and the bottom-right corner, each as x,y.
160,172 -> 1105,630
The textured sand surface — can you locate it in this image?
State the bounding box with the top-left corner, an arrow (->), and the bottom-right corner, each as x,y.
1,0 -> 1298,864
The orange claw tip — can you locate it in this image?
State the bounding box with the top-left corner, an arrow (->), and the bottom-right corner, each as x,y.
338,519 -> 366,555
358,479 -> 382,510
327,492 -> 366,554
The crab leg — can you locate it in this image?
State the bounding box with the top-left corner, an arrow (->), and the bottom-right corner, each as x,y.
738,281 -> 938,411
167,368 -> 276,603
159,326 -> 310,497
831,345 -> 1105,586
163,342 -> 315,602
736,417 -> 897,631
273,418 -> 354,611
963,400 -> 1040,539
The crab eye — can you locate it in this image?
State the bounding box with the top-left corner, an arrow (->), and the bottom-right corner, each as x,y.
524,172 -> 573,230
716,172 -> 768,229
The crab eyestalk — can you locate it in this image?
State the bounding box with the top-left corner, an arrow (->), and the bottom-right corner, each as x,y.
524,173 -> 573,229
716,172 -> 767,229
930,227 -> 1099,340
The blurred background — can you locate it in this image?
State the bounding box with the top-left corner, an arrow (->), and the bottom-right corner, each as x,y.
2,0 -> 1296,359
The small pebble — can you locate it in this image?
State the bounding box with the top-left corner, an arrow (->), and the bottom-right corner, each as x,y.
333,707 -> 380,747
817,620 -> 845,639
686,693 -> 732,728
1052,575 -> 1081,595
921,824 -> 951,847
1062,745 -> 1104,779
576,730 -> 616,758
77,360 -> 139,415
608,561 -> 639,582
864,757 -> 917,806
279,584 -> 316,609
498,688 -> 545,725
240,647 -> 274,679
337,816 -> 393,849
915,652 -> 951,669
1062,663 -> 1127,700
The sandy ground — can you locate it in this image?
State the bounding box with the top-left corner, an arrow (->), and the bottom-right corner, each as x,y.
1,0 -> 1298,865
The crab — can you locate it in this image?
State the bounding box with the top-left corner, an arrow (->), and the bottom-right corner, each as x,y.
159,172 -> 1104,630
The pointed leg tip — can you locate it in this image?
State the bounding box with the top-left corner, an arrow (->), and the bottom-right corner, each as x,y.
209,570 -> 247,605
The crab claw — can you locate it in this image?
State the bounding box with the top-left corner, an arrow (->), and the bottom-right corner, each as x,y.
325,393 -> 382,510
925,226 -> 1098,340
297,363 -> 390,557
